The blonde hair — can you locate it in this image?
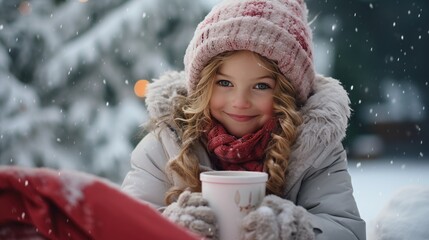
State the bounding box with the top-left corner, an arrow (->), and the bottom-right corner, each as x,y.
164,51 -> 302,204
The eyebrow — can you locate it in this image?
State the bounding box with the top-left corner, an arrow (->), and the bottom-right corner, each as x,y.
217,72 -> 274,80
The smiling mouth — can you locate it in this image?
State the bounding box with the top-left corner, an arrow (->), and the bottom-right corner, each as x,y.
226,113 -> 255,122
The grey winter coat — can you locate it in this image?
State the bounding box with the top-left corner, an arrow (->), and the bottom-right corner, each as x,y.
121,71 -> 366,240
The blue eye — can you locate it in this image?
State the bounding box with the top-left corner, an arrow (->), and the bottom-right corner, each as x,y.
255,83 -> 271,90
217,80 -> 232,87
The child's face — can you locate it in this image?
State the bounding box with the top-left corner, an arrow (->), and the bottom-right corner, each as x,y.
209,51 -> 275,137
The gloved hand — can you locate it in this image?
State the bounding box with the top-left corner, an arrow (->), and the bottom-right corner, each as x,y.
162,190 -> 219,240
241,195 -> 315,240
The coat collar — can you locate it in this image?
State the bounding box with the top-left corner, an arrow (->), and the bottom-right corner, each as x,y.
145,71 -> 351,192
286,74 -> 350,192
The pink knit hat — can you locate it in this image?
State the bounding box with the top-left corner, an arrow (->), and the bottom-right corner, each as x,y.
184,0 -> 315,103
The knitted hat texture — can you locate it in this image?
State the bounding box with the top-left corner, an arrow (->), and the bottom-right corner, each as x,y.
184,0 -> 315,103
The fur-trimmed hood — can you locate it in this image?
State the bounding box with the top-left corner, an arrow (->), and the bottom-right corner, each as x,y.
144,71 -> 351,192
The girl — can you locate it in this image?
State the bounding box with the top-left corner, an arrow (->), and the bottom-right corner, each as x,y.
122,0 -> 365,239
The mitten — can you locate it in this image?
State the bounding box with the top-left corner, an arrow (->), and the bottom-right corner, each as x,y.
241,195 -> 315,240
162,190 -> 219,239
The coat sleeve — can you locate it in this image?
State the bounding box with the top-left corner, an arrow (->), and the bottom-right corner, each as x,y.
297,145 -> 366,240
121,130 -> 173,209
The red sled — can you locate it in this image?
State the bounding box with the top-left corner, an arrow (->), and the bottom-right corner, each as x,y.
0,166 -> 197,240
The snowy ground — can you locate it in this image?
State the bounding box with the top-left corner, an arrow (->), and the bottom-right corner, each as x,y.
348,158 -> 429,237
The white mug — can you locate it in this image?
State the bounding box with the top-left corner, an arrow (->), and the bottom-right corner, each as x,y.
200,171 -> 268,240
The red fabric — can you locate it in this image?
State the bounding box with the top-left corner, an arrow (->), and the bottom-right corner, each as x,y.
0,166 -> 198,240
205,118 -> 277,171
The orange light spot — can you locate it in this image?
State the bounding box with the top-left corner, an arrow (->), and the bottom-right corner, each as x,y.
19,1 -> 31,15
134,79 -> 149,98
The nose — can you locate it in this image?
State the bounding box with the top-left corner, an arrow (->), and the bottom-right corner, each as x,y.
232,91 -> 251,109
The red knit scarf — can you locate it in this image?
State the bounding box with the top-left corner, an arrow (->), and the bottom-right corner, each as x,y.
205,118 -> 277,171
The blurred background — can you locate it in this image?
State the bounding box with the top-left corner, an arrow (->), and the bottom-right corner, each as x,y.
1,0 -> 428,235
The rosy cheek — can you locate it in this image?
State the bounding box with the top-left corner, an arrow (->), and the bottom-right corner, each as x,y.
210,91 -> 225,108
209,98 -> 219,110
260,100 -> 274,115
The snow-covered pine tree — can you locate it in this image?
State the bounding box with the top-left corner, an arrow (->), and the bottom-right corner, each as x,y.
0,0 -> 208,182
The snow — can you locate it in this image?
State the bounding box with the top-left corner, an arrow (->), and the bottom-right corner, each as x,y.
39,0 -> 158,89
370,185 -> 429,240
360,79 -> 425,123
59,170 -> 93,207
202,0 -> 222,8
0,0 -> 206,183
348,158 -> 429,239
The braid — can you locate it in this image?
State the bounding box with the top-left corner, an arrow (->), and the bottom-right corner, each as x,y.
264,62 -> 302,197
164,55 -> 225,204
